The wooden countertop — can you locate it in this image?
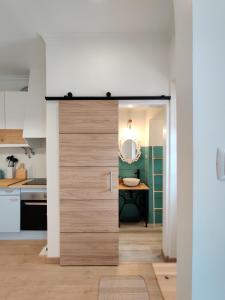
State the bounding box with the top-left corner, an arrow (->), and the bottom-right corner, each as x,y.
0,178 -> 24,187
12,179 -> 46,188
118,183 -> 149,190
0,179 -> 46,189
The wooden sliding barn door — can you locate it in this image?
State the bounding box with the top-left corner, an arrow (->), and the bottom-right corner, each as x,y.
59,100 -> 118,265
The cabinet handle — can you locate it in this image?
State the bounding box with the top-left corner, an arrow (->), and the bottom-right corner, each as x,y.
4,189 -> 15,193
110,171 -> 113,193
24,202 -> 47,206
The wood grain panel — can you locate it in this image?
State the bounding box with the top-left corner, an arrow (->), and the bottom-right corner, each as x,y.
60,233 -> 118,266
0,129 -> 26,144
59,100 -> 118,134
60,167 -> 118,199
59,100 -> 119,266
60,134 -> 118,166
60,199 -> 118,232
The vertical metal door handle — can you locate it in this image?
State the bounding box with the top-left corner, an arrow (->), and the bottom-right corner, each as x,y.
110,171 -> 113,192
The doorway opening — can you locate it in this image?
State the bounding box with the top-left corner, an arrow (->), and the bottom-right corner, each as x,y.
118,100 -> 169,263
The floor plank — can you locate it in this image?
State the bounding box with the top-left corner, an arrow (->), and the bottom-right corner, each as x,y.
153,263 -> 176,300
119,223 -> 163,263
0,224 -> 164,300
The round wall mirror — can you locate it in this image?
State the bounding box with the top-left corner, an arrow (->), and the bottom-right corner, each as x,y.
119,138 -> 141,164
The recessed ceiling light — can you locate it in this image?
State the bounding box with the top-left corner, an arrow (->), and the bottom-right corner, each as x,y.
128,104 -> 133,108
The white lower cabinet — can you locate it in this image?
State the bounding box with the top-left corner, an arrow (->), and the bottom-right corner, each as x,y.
0,189 -> 20,232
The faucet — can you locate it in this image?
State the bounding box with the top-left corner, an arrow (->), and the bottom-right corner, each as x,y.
134,169 -> 140,179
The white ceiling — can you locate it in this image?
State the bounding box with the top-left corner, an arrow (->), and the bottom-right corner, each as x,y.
0,0 -> 174,76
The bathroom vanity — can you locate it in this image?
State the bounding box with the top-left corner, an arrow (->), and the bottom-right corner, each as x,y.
119,182 -> 149,227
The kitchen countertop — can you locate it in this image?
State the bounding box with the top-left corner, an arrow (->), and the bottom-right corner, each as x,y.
0,179 -> 46,189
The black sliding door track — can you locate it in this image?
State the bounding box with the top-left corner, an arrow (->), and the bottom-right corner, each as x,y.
45,92 -> 171,101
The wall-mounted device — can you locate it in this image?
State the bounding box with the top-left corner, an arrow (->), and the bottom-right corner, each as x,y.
216,148 -> 225,181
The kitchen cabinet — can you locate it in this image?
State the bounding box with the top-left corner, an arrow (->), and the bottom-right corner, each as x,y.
0,188 -> 20,232
4,92 -> 28,129
0,91 -> 28,129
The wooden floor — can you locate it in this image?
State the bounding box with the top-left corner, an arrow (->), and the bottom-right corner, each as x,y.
0,224 -> 164,300
153,263 -> 176,300
119,223 -> 163,263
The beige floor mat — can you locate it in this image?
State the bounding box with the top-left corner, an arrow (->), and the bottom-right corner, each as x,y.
99,275 -> 150,300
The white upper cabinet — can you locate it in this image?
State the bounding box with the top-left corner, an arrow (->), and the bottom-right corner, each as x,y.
0,92 -> 5,128
0,91 -> 28,129
4,91 -> 29,129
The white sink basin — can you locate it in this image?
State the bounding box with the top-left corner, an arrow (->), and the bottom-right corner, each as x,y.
123,178 -> 140,187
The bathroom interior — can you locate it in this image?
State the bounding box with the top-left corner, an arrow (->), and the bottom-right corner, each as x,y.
118,101 -> 166,262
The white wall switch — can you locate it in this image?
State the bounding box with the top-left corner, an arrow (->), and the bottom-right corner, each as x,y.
216,148 -> 225,181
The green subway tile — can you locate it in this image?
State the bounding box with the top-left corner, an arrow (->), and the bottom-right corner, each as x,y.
153,159 -> 163,174
154,175 -> 163,191
155,193 -> 163,208
153,146 -> 163,158
155,210 -> 163,224
148,189 -> 154,223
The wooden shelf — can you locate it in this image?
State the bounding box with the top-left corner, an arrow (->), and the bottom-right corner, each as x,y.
118,183 -> 149,191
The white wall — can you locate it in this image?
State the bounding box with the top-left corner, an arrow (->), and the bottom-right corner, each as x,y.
119,108 -> 148,147
165,82 -> 177,259
149,110 -> 164,146
23,68 -> 46,138
174,1 -> 225,298
0,145 -> 46,178
192,1 -> 225,299
46,101 -> 59,258
119,107 -> 164,147
162,24 -> 177,259
45,33 -> 171,257
173,0 -> 193,299
45,34 -> 170,96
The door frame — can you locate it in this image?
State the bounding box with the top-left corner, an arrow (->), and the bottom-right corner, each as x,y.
119,99 -> 175,259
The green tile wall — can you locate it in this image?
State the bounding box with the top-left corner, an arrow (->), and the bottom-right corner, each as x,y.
154,191 -> 163,208
119,147 -> 147,222
154,175 -> 163,191
152,146 -> 163,224
153,146 -> 163,158
119,146 -> 163,224
153,159 -> 163,175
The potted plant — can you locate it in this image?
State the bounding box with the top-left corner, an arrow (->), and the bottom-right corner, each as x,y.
6,155 -> 19,178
